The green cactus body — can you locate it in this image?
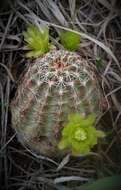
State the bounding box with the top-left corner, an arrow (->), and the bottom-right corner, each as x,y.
11,50 -> 102,156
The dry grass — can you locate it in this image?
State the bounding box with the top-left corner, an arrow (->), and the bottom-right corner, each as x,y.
0,0 -> 121,189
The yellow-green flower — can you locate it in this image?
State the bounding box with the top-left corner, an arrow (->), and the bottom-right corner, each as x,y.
58,113 -> 105,155
60,30 -> 80,51
23,24 -> 49,58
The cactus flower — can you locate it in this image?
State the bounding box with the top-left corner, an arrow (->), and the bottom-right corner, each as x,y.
23,24 -> 49,57
60,30 -> 80,51
58,113 -> 105,155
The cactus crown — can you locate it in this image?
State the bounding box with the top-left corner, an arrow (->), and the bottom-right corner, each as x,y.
29,50 -> 91,89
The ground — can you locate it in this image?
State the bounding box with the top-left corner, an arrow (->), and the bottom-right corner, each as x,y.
0,0 -> 121,190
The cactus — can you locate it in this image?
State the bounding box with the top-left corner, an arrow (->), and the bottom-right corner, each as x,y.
11,50 -> 103,156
